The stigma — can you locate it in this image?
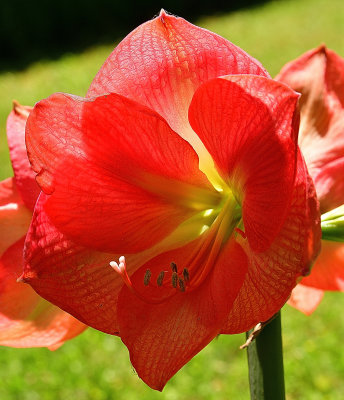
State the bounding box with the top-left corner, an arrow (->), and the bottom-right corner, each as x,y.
109,257 -> 133,291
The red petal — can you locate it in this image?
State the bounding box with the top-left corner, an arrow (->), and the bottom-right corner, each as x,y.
26,92 -> 217,253
276,46 -> 344,212
189,75 -> 300,252
88,11 -> 268,146
301,241 -> 344,291
117,237 -> 248,390
0,177 -> 21,207
0,238 -> 86,348
0,178 -> 32,256
221,150 -> 321,333
325,47 -> 344,108
23,193 -> 124,335
313,147 -> 344,213
24,191 -> 224,336
276,45 -> 344,117
6,102 -> 39,210
287,284 -> 324,315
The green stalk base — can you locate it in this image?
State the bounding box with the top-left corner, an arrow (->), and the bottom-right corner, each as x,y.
246,311 -> 285,400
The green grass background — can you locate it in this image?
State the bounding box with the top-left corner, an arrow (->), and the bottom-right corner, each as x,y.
1,0 -> 344,398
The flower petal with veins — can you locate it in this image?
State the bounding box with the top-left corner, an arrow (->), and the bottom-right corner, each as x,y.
189,75 -> 300,251
88,11 -> 269,184
7,102 -> 39,210
0,238 -> 87,348
26,92 -> 218,253
287,284 -> 324,316
0,103 -> 87,349
118,238 -> 248,390
0,178 -> 32,256
277,45 -> 344,313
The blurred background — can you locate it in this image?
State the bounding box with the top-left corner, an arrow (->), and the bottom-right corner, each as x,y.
1,0 -> 344,399
1,0 -> 271,72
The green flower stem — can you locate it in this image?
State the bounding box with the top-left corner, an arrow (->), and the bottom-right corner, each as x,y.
246,311 -> 285,400
321,204 -> 344,242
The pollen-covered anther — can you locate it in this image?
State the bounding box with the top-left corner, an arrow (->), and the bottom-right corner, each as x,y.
144,269 -> 152,286
178,278 -> 185,292
182,268 -> 190,282
157,271 -> 165,286
171,262 -> 178,273
171,272 -> 178,288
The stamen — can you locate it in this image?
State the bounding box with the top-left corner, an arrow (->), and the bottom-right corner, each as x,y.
171,262 -> 178,273
109,256 -> 182,304
235,227 -> 247,239
182,196 -> 238,290
182,268 -> 190,283
109,197 -> 239,301
171,272 -> 178,288
144,269 -> 152,286
178,278 -> 185,292
157,271 -> 165,286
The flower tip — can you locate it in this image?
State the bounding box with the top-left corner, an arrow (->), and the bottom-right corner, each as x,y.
158,9 -> 171,25
159,8 -> 167,18
12,99 -> 30,118
317,43 -> 327,54
12,99 -> 20,111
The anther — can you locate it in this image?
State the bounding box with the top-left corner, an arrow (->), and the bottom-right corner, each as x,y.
171,262 -> 178,273
182,268 -> 190,283
144,269 -> 152,286
157,271 -> 165,286
171,272 -> 178,288
178,278 -> 185,292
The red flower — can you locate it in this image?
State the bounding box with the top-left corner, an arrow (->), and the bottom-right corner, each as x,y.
23,12 -> 320,389
0,102 -> 87,349
277,46 -> 344,314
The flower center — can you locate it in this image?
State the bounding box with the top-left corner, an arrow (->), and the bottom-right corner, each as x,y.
110,193 -> 242,304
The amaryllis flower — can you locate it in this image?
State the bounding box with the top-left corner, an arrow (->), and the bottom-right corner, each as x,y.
0,102 -> 87,349
276,45 -> 344,314
22,12 -> 320,389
